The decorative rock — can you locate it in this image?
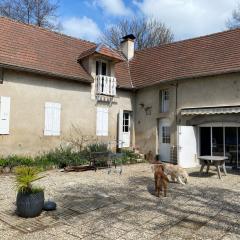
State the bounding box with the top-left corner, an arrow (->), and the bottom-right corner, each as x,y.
0,167 -> 3,173
43,201 -> 57,211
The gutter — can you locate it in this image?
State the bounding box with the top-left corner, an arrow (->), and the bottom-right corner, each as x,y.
134,68 -> 240,90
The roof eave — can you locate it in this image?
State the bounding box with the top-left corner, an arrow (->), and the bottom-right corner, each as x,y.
0,63 -> 94,83
134,68 -> 240,89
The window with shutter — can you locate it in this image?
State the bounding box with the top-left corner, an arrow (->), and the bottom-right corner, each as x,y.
44,102 -> 61,136
0,96 -> 10,134
96,107 -> 108,136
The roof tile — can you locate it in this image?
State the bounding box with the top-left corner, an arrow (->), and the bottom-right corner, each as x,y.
129,29 -> 240,88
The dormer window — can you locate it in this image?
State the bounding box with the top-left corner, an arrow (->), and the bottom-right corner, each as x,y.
95,60 -> 116,96
96,60 -> 107,76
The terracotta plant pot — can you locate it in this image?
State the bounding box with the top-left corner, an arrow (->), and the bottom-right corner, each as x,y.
16,191 -> 44,218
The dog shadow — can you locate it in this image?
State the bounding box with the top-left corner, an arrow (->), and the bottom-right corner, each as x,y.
147,184 -> 155,196
189,171 -> 216,178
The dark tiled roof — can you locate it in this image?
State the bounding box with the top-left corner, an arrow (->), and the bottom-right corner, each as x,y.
130,28 -> 240,88
0,17 -> 96,82
3,17 -> 240,90
78,43 -> 124,62
115,60 -> 133,89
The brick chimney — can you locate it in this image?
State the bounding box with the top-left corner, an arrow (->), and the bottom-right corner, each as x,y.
120,34 -> 135,60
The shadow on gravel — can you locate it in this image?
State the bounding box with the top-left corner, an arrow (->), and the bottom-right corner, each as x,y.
52,172 -> 240,236
189,172 -> 216,178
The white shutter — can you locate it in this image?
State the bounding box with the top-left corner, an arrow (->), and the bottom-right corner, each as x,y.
0,96 -> 10,134
44,102 -> 61,136
118,109 -> 123,148
102,108 -> 108,136
52,103 -> 61,136
96,107 -> 108,136
96,107 -> 103,136
44,102 -> 53,136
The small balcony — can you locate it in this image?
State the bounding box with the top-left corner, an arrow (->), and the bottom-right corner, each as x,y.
96,75 -> 117,96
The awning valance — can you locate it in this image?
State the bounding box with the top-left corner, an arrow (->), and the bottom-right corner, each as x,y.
181,106 -> 240,116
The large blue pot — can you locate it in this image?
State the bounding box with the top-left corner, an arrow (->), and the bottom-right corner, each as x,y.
16,191 -> 44,218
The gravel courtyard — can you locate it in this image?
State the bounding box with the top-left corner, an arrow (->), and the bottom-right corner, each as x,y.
0,163 -> 239,240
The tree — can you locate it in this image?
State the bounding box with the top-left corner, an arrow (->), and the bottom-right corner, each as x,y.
0,0 -> 60,30
226,3 -> 240,29
101,17 -> 174,50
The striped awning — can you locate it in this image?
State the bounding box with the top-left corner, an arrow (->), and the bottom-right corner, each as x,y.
181,106 -> 240,116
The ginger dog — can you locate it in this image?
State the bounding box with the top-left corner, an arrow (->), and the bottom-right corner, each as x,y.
153,164 -> 169,197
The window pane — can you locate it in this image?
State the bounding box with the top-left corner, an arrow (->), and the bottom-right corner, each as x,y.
162,126 -> 170,144
160,90 -> 169,113
212,127 -> 224,156
238,128 -> 240,168
96,61 -> 99,75
225,127 -> 237,166
102,62 -> 107,75
200,127 -> 211,155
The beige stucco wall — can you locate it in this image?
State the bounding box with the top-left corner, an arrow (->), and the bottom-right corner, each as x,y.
178,73 -> 240,125
0,69 -> 134,156
135,72 -> 240,157
134,83 -> 177,156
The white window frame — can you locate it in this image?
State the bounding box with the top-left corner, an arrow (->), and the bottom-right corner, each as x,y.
123,112 -> 130,133
160,89 -> 169,113
162,126 -> 170,144
96,59 -> 108,76
44,102 -> 61,136
96,107 -> 108,136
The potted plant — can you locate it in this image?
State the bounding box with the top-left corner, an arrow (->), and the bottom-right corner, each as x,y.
15,166 -> 45,218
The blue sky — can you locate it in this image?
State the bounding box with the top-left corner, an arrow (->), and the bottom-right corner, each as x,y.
58,0 -> 239,43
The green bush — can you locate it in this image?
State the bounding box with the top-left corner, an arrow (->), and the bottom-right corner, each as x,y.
0,145 -> 144,172
0,155 -> 34,168
86,143 -> 109,153
120,149 -> 142,164
36,146 -> 89,169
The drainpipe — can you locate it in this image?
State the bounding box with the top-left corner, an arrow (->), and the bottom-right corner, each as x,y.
170,81 -> 179,163
175,81 -> 178,125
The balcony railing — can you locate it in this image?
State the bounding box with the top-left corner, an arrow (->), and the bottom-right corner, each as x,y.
96,75 -> 117,96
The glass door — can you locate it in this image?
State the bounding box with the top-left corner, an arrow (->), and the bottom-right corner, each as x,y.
200,127 -> 211,155
212,127 -> 224,156
200,126 -> 240,168
225,127 -> 237,167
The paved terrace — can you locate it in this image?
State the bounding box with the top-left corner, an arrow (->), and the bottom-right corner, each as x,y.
0,163 -> 239,240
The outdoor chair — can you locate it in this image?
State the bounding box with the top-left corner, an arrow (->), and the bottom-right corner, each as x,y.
107,153 -> 124,175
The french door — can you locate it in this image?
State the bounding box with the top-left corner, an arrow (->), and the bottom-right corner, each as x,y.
200,126 -> 239,168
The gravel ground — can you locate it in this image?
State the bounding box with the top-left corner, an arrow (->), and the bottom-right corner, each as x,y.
0,163 -> 239,240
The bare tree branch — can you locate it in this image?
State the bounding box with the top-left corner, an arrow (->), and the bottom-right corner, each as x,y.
226,3 -> 240,29
100,17 -> 174,50
0,0 -> 61,30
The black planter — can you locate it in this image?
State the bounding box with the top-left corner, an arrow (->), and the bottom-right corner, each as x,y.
16,191 -> 44,218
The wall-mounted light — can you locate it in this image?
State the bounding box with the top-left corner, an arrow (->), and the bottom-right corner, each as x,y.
145,106 -> 152,115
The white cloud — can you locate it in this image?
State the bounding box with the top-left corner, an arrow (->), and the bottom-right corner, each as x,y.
94,0 -> 132,16
62,16 -> 101,42
134,0 -> 237,40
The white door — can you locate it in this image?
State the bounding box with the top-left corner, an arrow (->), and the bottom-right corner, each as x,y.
177,126 -> 198,168
118,110 -> 131,148
122,112 -> 130,147
159,118 -> 171,162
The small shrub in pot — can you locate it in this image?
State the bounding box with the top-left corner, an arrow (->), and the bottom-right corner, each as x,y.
15,167 -> 45,218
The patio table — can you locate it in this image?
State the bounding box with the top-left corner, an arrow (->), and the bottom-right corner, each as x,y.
198,156 -> 228,179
